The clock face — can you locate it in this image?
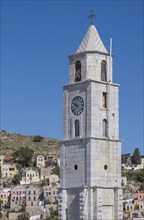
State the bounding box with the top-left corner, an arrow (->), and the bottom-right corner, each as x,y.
71,96 -> 84,116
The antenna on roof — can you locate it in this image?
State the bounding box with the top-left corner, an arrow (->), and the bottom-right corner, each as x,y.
88,9 -> 95,25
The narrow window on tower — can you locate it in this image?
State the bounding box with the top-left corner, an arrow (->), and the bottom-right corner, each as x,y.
102,119 -> 108,137
75,61 -> 81,82
101,60 -> 107,82
75,120 -> 80,137
102,92 -> 107,108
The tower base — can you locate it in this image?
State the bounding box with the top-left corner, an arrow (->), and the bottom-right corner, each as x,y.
58,186 -> 123,220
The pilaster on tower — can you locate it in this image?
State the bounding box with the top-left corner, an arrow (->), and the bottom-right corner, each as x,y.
59,22 -> 122,220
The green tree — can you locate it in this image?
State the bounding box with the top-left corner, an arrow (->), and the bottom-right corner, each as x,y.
122,169 -> 144,183
121,153 -> 130,164
12,174 -> 21,185
0,212 -> 3,219
52,166 -> 60,177
33,135 -> 44,142
44,198 -> 51,205
0,200 -> 2,211
45,206 -> 58,220
140,182 -> 144,190
131,148 -> 141,165
16,163 -> 23,175
0,171 -> 2,179
134,204 -> 139,210
12,146 -> 34,167
16,212 -> 29,220
49,206 -> 58,217
19,204 -> 26,212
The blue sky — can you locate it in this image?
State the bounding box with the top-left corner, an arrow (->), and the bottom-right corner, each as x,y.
1,0 -> 143,154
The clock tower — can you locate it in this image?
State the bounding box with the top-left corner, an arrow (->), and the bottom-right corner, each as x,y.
58,24 -> 123,220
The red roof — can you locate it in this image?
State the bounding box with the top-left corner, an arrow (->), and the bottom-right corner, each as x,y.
4,156 -> 13,161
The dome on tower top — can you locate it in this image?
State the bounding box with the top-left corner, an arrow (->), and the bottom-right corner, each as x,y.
76,24 -> 107,53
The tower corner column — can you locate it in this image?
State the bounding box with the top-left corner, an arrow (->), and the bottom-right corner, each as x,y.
58,188 -> 67,220
114,187 -> 123,220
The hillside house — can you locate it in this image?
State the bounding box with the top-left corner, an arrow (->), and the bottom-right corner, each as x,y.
40,167 -> 51,180
0,188 -> 11,207
26,185 -> 43,217
36,155 -> 45,168
49,174 -> 59,185
43,185 -> 58,203
20,169 -> 40,184
1,163 -> 17,179
10,185 -> 26,210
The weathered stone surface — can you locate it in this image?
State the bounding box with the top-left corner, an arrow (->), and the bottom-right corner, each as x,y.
59,23 -> 122,220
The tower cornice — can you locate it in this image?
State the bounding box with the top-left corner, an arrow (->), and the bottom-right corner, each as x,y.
63,79 -> 120,89
68,50 -> 114,60
60,137 -> 122,145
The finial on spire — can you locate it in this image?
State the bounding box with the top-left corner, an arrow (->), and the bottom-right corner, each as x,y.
88,9 -> 95,25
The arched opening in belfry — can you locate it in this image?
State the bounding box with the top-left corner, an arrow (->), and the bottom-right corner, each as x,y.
101,60 -> 107,82
75,61 -> 81,82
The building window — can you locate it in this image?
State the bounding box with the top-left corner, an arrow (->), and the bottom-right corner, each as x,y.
101,60 -> 107,82
75,61 -> 81,82
104,165 -> 108,170
102,92 -> 107,108
75,120 -> 80,137
74,164 -> 78,170
102,119 -> 108,137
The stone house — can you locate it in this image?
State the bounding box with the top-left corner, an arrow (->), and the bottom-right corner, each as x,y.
36,155 -> 45,168
125,201 -> 134,211
49,174 -> 59,185
45,156 -> 59,167
0,155 -> 16,179
1,163 -> 17,179
124,191 -> 144,220
20,168 -> 40,184
130,209 -> 144,220
139,200 -> 144,210
10,185 -> 26,210
26,185 -> 43,217
138,191 -> 144,200
40,167 -> 51,180
0,188 -> 11,207
43,185 -> 58,203
26,185 -> 42,206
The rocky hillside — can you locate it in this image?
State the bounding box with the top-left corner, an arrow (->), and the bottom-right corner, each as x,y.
0,130 -> 60,158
